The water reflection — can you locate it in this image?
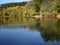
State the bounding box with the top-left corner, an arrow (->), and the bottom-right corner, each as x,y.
0,17 -> 60,45
57,19 -> 60,30
22,18 -> 60,42
34,18 -> 60,42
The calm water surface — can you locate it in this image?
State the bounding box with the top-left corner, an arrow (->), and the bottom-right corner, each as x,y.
0,17 -> 60,45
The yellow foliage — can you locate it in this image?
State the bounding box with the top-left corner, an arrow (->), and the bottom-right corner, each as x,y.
52,10 -> 58,15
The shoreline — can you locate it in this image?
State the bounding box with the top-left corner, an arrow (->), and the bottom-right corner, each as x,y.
31,14 -> 60,19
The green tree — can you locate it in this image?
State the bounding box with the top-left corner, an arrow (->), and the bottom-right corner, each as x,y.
33,0 -> 42,14
51,0 -> 60,13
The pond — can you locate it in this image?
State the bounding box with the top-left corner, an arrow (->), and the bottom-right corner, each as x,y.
0,17 -> 60,45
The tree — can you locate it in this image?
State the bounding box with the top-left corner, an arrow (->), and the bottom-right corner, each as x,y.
33,0 -> 42,14
51,0 -> 60,13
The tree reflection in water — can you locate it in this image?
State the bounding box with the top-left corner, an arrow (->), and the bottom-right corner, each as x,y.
34,18 -> 60,42
0,17 -> 60,42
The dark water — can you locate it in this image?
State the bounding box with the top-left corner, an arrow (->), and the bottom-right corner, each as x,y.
0,17 -> 60,45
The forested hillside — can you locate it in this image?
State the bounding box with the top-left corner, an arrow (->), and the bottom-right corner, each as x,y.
0,0 -> 60,17
0,2 -> 27,8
